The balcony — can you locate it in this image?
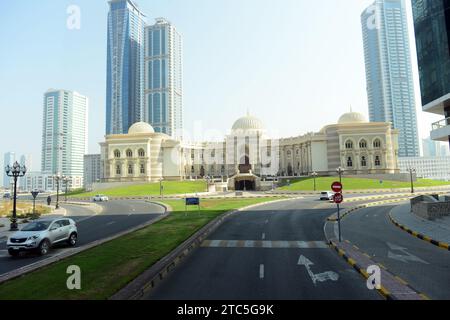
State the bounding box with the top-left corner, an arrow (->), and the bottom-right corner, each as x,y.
431,118 -> 450,142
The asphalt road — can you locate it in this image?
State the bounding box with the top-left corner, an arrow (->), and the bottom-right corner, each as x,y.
146,198 -> 381,300
0,200 -> 165,276
339,204 -> 450,300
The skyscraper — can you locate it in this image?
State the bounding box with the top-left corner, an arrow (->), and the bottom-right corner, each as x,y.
361,0 -> 420,157
41,89 -> 88,179
3,152 -> 15,188
144,18 -> 183,138
411,0 -> 450,147
106,0 -> 146,135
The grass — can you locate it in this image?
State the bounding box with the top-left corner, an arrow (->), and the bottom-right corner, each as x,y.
70,181 -> 207,198
0,197 -> 277,300
0,201 -> 50,218
278,176 -> 450,191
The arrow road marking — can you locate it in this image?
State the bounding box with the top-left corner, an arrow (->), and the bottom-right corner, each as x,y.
298,255 -> 339,285
387,242 -> 429,264
259,264 -> 264,279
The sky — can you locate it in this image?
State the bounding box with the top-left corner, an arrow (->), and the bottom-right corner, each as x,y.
0,0 -> 443,172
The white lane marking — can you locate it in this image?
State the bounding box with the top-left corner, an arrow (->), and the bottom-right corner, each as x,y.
298,255 -> 339,285
387,242 -> 429,264
265,219 -> 269,224
0,250 -> 9,258
106,221 -> 116,226
259,264 -> 264,279
201,240 -> 329,249
262,233 -> 266,240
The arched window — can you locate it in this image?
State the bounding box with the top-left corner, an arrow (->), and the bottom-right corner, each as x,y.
375,156 -> 381,167
287,150 -> 292,157
140,164 -> 145,174
345,140 -> 353,149
361,156 -> 367,167
114,150 -> 121,158
359,140 -> 368,149
373,139 -> 381,149
126,149 -> 133,158
116,165 -> 121,175
347,157 -> 353,168
138,149 -> 145,157
128,164 -> 133,175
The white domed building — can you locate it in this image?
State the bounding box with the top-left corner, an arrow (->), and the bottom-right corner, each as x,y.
99,111 -> 400,189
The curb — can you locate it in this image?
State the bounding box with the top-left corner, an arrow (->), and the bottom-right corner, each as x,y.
110,197 -> 298,300
388,211 -> 450,252
0,202 -> 169,285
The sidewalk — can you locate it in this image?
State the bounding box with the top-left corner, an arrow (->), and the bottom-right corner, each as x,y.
390,204 -> 450,248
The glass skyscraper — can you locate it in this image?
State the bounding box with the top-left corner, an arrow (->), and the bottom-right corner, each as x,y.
41,89 -> 88,178
361,0 -> 420,157
106,0 -> 146,134
144,18 -> 183,138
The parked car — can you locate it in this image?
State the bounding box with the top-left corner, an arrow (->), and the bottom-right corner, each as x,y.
320,191 -> 335,201
2,192 -> 11,199
92,194 -> 109,202
7,218 -> 78,256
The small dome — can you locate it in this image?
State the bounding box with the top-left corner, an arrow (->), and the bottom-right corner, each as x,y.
338,112 -> 368,124
232,115 -> 265,132
128,122 -> 155,134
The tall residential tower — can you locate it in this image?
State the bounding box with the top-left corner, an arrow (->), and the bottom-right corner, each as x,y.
144,18 -> 183,138
106,0 -> 146,134
361,0 -> 420,157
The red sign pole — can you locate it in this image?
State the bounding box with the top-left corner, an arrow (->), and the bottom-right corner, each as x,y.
332,182 -> 343,242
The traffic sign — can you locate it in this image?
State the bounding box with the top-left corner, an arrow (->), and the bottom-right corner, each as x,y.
31,191 -> 39,199
331,181 -> 343,193
333,192 -> 343,204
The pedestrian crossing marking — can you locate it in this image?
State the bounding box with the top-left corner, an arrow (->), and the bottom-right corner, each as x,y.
201,240 -> 329,249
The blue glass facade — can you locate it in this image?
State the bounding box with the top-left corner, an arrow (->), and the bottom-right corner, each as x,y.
106,0 -> 145,134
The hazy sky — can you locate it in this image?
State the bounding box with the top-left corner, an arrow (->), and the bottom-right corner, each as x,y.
0,0 -> 442,172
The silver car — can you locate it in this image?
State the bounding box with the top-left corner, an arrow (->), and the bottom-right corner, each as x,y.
7,218 -> 78,257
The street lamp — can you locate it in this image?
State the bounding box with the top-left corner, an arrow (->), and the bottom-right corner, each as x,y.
63,176 -> 71,202
53,174 -> 68,209
5,161 -> 27,231
408,168 -> 416,194
336,167 -> 345,184
159,177 -> 164,199
311,172 -> 318,191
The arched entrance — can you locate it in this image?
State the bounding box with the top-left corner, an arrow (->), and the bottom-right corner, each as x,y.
235,179 -> 256,191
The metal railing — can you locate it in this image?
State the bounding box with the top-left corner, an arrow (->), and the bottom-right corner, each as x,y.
432,117 -> 450,131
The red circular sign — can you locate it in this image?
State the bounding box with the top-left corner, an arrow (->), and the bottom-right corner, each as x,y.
331,181 -> 343,193
333,193 -> 343,204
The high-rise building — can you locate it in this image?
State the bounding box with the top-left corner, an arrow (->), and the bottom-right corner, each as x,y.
3,152 -> 15,188
361,0 -> 420,157
144,18 -> 183,138
19,154 -> 32,191
412,0 -> 450,147
41,89 -> 88,180
83,154 -> 102,190
422,137 -> 441,157
106,0 -> 146,135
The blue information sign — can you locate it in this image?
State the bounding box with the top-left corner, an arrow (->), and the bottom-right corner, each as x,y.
186,197 -> 200,206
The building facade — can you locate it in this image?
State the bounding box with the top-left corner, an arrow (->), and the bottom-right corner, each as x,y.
3,152 -> 15,188
41,89 -> 88,183
399,156 -> 450,181
106,0 -> 146,135
361,0 -> 420,157
144,18 -> 183,138
100,112 -> 400,190
412,0 -> 450,146
84,154 -> 102,190
21,172 -> 83,192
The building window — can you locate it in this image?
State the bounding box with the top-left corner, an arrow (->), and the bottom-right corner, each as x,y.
114,150 -> 121,158
126,149 -> 133,158
347,157 -> 353,168
345,140 -> 353,149
359,140 -> 368,149
375,156 -> 381,167
373,139 -> 381,149
116,165 -> 121,175
128,164 -> 133,175
361,156 -> 367,167
138,149 -> 145,157
140,164 -> 145,174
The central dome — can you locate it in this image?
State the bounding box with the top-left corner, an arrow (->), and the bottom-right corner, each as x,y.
338,112 -> 367,124
128,122 -> 155,134
232,115 -> 265,132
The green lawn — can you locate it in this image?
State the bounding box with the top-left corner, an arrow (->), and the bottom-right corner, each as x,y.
278,177 -> 450,191
0,197 -> 277,300
70,180 -> 206,198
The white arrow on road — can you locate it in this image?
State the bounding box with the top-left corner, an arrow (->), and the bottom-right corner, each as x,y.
387,242 -> 429,264
298,255 -> 339,285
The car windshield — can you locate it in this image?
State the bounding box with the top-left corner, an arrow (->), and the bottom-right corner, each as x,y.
21,221 -> 52,232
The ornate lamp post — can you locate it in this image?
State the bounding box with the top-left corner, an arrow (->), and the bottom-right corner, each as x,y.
5,161 -> 27,231
53,174 -> 68,209
63,176 -> 71,202
408,168 -> 416,194
311,171 -> 318,191
159,177 -> 164,199
336,167 -> 345,184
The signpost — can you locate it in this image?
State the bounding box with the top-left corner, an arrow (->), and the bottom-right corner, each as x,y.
31,190 -> 39,217
331,182 -> 343,242
185,197 -> 200,216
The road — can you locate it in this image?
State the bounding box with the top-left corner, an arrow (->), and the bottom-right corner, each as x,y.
0,200 -> 165,276
338,204 -> 450,300
146,198 -> 381,300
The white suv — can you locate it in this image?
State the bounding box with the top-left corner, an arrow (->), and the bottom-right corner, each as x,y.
93,194 -> 109,202
7,218 -> 78,256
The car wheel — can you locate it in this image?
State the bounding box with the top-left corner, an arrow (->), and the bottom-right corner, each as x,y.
67,233 -> 77,247
8,249 -> 19,257
38,239 -> 50,256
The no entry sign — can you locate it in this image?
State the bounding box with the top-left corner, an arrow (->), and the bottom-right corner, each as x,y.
331,181 -> 343,193
333,192 -> 343,204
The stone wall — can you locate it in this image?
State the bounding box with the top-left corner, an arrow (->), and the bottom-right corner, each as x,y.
411,195 -> 450,220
